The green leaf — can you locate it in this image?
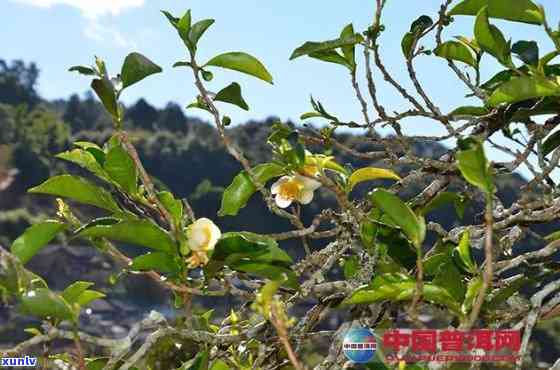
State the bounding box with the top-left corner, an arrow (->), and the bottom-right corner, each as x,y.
341,273 -> 461,314
232,260 -> 298,288
185,351 -> 209,370
455,230 -> 477,273
474,6 -> 512,66
340,23 -> 356,68
219,163 -> 284,216
189,19 -> 215,47
306,154 -> 348,175
20,288 -> 74,321
449,0 -> 543,25
401,32 -> 416,58
157,191 -> 183,225
209,360 -> 230,370
76,219 -> 175,253
290,33 -> 364,60
343,256 -> 360,280
214,82 -> 249,111
75,290 -> 105,307
91,78 -> 118,118
173,61 -> 192,68
485,277 -> 530,310
545,230 -> 560,242
370,189 -> 426,248
130,252 -> 180,274
512,40 -> 539,66
69,66 -> 96,76
462,276 -> 483,314
120,52 -> 162,89
433,262 -> 466,302
212,232 -> 293,265
29,175 -> 120,212
410,15 -> 434,33
348,167 -> 401,191
161,10 -> 180,29
487,76 -> 560,106
62,281 -> 94,304
104,143 -> 138,194
56,149 -> 109,181
177,10 -> 192,44
434,41 -> 478,68
449,105 -> 490,119
421,191 -> 468,219
11,221 -> 67,264
205,52 -> 273,84
456,138 -> 495,194
300,112 -> 323,120
308,49 -> 353,70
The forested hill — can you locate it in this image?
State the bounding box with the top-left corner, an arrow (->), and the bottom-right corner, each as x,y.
0,58 -> 527,250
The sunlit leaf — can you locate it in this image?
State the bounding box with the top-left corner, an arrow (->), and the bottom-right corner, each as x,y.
456,138 -> 495,194
434,41 -> 478,68
219,163 -> 284,216
290,33 -> 364,60
205,52 -> 273,84
91,78 -> 118,118
11,221 -> 67,264
20,288 -> 74,321
214,82 -> 249,111
474,6 -> 512,67
189,19 -> 215,47
130,252 -> 181,274
104,142 -> 138,194
449,0 -> 543,25
370,189 -> 426,248
29,175 -> 120,212
488,76 -> 560,106
120,52 -> 162,89
348,167 -> 401,191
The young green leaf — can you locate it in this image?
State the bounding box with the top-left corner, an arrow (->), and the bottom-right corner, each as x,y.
456,138 -> 495,194
343,256 -> 360,279
130,252 -> 181,274
177,10 -> 192,44
449,106 -> 490,119
462,276 -> 483,314
120,52 -> 162,89
75,290 -> 105,307
76,219 -> 175,253
205,52 -> 273,84
449,0 -> 543,25
421,191 -> 468,219
189,19 -> 215,47
56,149 -> 109,181
433,261 -> 466,302
340,23 -> 356,68
161,10 -> 180,29
20,288 -> 74,321
474,6 -> 512,67
308,50 -> 353,70
29,175 -> 121,212
214,82 -> 249,111
455,230 -> 477,273
68,66 -> 96,76
209,360 -> 230,370
11,220 -> 67,264
487,76 -> 560,106
290,33 -> 364,60
347,167 -> 401,191
62,281 -> 94,304
91,78 -> 118,118
370,189 -> 426,248
401,32 -> 416,58
434,41 -> 478,68
157,191 -> 184,226
219,163 -> 284,216
104,143 -> 138,194
232,260 -> 298,288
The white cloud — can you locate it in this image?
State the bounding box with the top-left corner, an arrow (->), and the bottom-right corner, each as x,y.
11,0 -> 144,47
11,0 -> 144,19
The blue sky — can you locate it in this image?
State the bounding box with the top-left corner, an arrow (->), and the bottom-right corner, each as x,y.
3,0 -> 560,176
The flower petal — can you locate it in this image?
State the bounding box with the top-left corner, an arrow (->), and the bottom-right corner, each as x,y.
298,189 -> 314,204
271,176 -> 290,195
275,195 -> 293,208
297,175 -> 321,191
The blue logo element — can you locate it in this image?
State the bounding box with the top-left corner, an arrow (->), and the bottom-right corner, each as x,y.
342,327 -> 377,363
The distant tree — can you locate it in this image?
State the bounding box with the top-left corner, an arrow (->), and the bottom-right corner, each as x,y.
126,98 -> 159,130
156,102 -> 188,133
0,59 -> 39,107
